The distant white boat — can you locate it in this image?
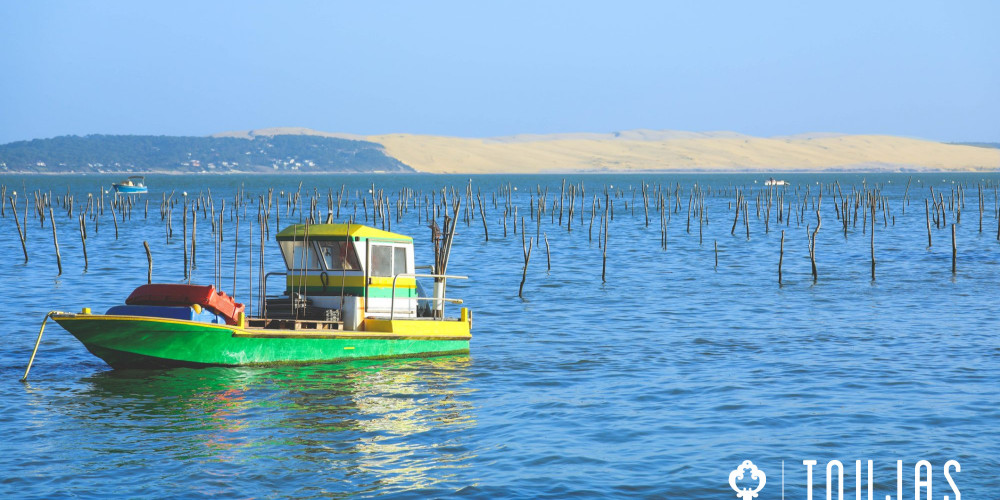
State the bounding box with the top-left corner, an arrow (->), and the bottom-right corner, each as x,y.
764,178 -> 789,187
112,176 -> 148,194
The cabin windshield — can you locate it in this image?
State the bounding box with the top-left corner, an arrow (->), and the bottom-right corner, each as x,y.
317,241 -> 361,270
280,241 -> 320,270
279,240 -> 360,271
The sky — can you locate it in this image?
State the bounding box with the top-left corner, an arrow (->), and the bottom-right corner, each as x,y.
1,0 -> 998,144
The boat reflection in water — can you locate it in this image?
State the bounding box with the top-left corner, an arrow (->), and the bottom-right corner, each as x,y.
74,355 -> 476,496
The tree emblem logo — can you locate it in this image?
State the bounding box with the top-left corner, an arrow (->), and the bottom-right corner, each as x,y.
729,460 -> 766,499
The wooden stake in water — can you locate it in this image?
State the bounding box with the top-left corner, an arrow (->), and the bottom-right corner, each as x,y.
778,230 -> 784,285
143,241 -> 153,284
519,219 -> 532,299
544,233 -> 551,271
979,184 -> 984,233
809,209 -> 822,283
731,191 -> 742,235
743,199 -> 750,240
9,196 -> 28,263
870,193 -> 876,281
952,223 -> 957,274
476,189 -> 489,241
923,198 -> 932,247
602,190 -> 609,283
79,215 -> 88,271
48,206 -> 62,276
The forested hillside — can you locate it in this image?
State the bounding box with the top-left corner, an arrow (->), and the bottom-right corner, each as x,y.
0,134 -> 413,173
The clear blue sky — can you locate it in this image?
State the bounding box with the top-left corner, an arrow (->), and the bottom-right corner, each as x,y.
1,0 -> 997,144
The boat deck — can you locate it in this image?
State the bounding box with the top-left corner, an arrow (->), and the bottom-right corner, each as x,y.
245,317 -> 341,331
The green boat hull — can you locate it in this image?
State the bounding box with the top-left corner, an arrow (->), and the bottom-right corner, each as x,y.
53,315 -> 470,369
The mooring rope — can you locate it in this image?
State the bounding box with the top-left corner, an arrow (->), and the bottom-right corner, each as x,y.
21,311 -> 66,382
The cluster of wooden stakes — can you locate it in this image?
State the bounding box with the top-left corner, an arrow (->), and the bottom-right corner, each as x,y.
3,176 -> 998,305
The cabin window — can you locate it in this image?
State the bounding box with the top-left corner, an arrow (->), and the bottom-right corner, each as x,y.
279,241 -> 321,270
393,247 -> 407,276
371,245 -> 393,277
317,241 -> 360,271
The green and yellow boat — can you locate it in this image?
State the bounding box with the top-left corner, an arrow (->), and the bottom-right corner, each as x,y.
47,223 -> 471,369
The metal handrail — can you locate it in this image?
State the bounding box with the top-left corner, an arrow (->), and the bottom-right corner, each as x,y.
260,272 -> 287,317
390,273 -> 468,320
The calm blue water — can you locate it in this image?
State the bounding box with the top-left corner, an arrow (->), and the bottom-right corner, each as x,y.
1,173 -> 998,499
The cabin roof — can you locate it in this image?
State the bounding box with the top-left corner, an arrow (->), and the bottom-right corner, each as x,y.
276,223 -> 412,242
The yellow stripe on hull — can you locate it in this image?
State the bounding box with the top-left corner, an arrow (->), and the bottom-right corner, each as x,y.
54,314 -> 471,340
363,318 -> 471,338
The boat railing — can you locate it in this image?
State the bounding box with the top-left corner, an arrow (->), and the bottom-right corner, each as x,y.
390,273 -> 467,320
260,272 -> 288,317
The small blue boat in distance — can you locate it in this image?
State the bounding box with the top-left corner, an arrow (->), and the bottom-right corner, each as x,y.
112,176 -> 148,194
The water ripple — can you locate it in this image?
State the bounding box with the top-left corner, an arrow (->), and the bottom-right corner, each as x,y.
1,173 -> 999,498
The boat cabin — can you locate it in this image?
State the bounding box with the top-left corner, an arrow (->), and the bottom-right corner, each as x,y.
271,223 -> 423,324
122,176 -> 145,187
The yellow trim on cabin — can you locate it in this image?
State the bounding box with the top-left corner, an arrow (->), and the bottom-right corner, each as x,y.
285,275 -> 416,289
367,276 -> 416,288
276,223 -> 412,242
287,275 -> 367,288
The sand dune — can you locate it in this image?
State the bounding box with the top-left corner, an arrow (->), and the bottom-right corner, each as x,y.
215,128 -> 999,174
370,133 -> 999,174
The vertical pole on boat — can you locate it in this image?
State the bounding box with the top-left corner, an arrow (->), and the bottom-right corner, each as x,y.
183,193 -> 188,280
233,202 -> 239,298
340,222 -> 351,314
191,206 -> 197,273
217,207 -> 224,290
248,200 -> 253,315
143,241 -> 152,284
433,197 -> 461,318
260,207 -> 266,318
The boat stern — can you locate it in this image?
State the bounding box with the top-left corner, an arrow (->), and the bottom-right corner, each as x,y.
362,307 -> 472,338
